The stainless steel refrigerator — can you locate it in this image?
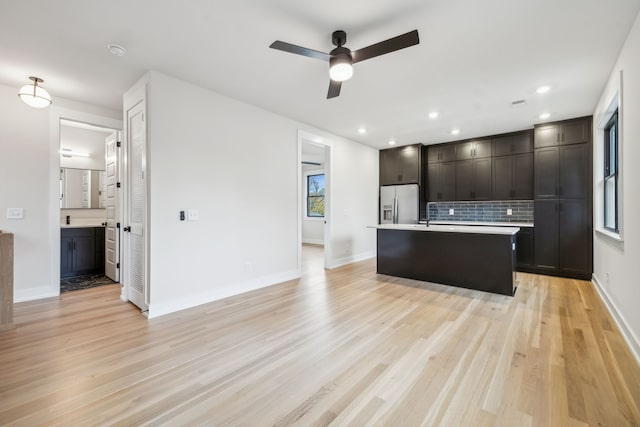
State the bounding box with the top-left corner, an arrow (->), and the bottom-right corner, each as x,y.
380,184 -> 419,224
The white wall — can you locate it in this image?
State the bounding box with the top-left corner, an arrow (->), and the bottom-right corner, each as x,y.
0,82 -> 120,301
143,71 -> 377,317
302,166 -> 324,245
592,11 -> 640,361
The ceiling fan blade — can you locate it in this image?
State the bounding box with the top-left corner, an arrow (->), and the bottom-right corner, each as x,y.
327,80 -> 342,99
269,41 -> 330,61
352,30 -> 419,64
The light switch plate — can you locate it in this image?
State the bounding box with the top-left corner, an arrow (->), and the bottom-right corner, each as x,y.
449,209 -> 454,215
6,208 -> 24,219
187,209 -> 199,221
507,209 -> 513,216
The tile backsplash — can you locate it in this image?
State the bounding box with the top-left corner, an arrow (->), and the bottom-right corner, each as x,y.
428,200 -> 533,223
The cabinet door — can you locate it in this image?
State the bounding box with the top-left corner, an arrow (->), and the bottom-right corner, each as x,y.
560,119 -> 590,145
427,144 -> 455,163
492,155 -> 513,200
474,158 -> 492,200
427,163 -> 440,201
455,160 -> 474,200
440,162 -> 456,201
73,234 -> 96,274
399,145 -> 420,184
513,153 -> 533,199
559,199 -> 589,275
455,142 -> 474,161
60,236 -> 73,277
379,149 -> 399,186
534,147 -> 559,198
473,139 -> 492,159
559,143 -> 588,199
534,200 -> 559,271
511,132 -> 533,154
516,228 -> 534,269
534,125 -> 559,148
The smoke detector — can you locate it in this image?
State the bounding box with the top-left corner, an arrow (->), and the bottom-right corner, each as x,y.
107,44 -> 126,57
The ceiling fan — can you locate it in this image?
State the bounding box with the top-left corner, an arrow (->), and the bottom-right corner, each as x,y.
270,29 -> 419,99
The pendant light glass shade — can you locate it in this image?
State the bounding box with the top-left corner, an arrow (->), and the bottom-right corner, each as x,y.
18,77 -> 52,108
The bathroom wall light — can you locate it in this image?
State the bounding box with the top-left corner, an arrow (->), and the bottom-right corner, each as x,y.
59,148 -> 90,158
18,76 -> 52,108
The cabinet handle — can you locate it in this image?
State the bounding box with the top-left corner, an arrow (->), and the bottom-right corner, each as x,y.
438,152 -> 442,160
559,202 -> 563,212
510,144 -> 514,153
73,241 -> 76,250
397,174 -> 402,181
557,133 -> 560,143
561,132 -> 564,142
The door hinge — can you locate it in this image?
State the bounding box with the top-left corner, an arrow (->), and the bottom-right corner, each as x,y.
117,222 -> 120,229
116,141 -> 121,148
116,262 -> 120,269
124,226 -> 131,232
117,182 -> 121,188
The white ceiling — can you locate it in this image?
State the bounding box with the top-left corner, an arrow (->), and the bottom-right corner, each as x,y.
1,0 -> 639,148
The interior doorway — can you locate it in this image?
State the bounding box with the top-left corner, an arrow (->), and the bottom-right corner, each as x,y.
58,119 -> 121,293
48,108 -> 123,298
299,131 -> 331,271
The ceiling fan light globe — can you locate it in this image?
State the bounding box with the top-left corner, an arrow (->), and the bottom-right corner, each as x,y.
18,84 -> 52,108
329,63 -> 353,82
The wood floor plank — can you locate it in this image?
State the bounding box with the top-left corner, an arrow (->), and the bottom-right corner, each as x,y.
0,245 -> 638,426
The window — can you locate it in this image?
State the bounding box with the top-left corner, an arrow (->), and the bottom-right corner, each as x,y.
306,174 -> 325,217
604,109 -> 618,232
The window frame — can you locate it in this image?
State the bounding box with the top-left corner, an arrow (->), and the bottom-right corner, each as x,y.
306,173 -> 325,218
603,109 -> 619,233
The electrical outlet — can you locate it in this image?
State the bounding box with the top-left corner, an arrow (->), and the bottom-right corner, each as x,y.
606,272 -> 610,285
449,209 -> 454,215
507,209 -> 513,216
187,209 -> 199,221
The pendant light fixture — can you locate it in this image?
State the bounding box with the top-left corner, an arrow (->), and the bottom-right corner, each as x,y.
18,76 -> 52,108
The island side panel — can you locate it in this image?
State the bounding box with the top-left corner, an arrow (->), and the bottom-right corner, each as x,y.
376,229 -> 515,296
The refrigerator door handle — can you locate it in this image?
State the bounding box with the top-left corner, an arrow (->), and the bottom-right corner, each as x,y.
393,196 -> 398,224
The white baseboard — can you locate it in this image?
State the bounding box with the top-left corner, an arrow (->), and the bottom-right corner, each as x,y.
326,251 -> 376,270
302,238 -> 324,245
147,269 -> 301,319
14,286 -> 59,303
592,274 -> 640,366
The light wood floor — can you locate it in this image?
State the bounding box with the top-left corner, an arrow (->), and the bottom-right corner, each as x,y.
1,245 -> 639,426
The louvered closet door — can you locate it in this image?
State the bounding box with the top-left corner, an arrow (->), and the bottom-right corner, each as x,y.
127,102 -> 148,309
105,131 -> 120,282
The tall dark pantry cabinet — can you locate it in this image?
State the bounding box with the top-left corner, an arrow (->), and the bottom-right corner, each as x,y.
532,117 -> 593,279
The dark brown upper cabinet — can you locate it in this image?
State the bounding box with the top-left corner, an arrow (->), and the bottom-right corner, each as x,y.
492,153 -> 533,200
427,161 -> 455,201
426,144 -> 456,163
455,158 -> 491,200
492,131 -> 533,157
455,139 -> 492,161
534,144 -> 589,199
534,117 -> 591,148
380,144 -> 421,185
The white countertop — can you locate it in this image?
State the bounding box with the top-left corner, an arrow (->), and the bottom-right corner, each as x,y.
429,220 -> 534,227
60,224 -> 105,228
369,223 -> 520,235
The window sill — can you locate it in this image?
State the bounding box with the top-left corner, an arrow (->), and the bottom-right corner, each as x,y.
595,227 -> 623,243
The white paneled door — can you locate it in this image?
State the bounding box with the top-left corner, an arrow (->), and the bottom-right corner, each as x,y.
126,101 -> 148,310
105,131 -> 120,282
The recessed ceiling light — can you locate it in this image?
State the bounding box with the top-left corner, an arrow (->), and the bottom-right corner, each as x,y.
357,127 -> 366,134
539,112 -> 551,120
428,111 -> 439,119
107,44 -> 127,57
536,85 -> 551,94
388,139 -> 396,146
451,129 -> 460,136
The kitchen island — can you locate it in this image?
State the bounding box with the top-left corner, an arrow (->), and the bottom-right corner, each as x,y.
372,224 -> 520,296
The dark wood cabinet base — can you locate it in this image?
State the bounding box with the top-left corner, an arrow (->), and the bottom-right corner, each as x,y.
377,229 -> 516,296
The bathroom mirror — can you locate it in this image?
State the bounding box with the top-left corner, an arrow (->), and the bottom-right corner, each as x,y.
60,168 -> 106,209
